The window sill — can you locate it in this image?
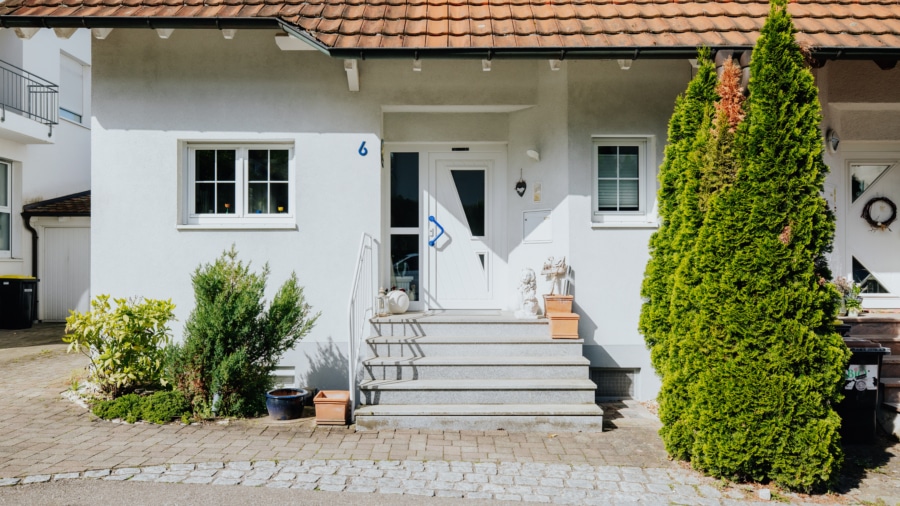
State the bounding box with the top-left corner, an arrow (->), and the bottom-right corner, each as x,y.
176,223 -> 298,231
590,221 -> 659,229
59,116 -> 90,130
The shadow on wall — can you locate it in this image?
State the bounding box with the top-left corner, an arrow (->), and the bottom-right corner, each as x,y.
300,336 -> 349,392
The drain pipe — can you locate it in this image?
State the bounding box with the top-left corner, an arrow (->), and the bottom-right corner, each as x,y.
21,211 -> 39,321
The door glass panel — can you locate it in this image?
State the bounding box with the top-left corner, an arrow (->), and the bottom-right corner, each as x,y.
450,169 -> 485,237
851,164 -> 892,203
0,212 -> 9,251
391,153 -> 419,228
391,234 -> 419,302
853,257 -> 890,294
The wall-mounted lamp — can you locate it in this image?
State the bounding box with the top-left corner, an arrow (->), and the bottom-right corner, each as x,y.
515,168 -> 527,197
617,59 -> 632,70
412,59 -> 422,72
526,149 -> 540,162
826,129 -> 840,153
482,59 -> 492,72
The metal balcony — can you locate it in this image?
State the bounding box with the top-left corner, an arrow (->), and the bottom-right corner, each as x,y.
1,58 -> 58,127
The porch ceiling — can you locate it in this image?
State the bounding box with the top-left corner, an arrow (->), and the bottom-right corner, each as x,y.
3,0 -> 900,60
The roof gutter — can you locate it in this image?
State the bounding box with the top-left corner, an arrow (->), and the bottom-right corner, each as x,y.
2,15 -> 900,61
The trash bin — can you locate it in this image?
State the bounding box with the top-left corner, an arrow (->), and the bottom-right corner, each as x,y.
837,338 -> 891,442
0,276 -> 38,330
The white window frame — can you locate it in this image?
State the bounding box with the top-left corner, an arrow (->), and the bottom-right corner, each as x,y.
0,160 -> 10,258
183,143 -> 295,227
59,52 -> 89,126
591,136 -> 656,228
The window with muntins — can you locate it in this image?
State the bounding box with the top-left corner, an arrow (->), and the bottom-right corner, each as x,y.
59,53 -> 85,124
0,161 -> 10,256
186,145 -> 294,226
592,138 -> 650,222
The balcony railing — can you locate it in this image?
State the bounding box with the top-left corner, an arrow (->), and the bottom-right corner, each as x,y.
0,59 -> 58,126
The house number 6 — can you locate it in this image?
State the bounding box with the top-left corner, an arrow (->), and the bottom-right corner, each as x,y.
358,141 -> 368,156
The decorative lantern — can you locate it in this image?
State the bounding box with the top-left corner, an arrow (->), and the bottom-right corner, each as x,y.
375,288 -> 389,317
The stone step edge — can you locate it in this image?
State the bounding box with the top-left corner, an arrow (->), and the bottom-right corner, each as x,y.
355,403 -> 604,416
883,378 -> 900,386
363,356 -> 590,366
845,334 -> 900,342
360,379 -> 598,390
371,316 -> 550,325
367,336 -> 579,343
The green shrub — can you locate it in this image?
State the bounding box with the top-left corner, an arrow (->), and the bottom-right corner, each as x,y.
169,246 -> 319,418
91,390 -> 190,424
664,0 -> 848,491
64,295 -> 176,397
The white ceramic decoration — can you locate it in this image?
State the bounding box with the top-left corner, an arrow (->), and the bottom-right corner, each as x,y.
514,268 -> 540,319
387,289 -> 410,314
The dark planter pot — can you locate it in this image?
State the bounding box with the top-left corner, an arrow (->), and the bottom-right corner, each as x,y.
265,388 -> 309,420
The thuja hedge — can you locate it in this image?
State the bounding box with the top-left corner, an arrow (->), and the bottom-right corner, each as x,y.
642,0 -> 850,491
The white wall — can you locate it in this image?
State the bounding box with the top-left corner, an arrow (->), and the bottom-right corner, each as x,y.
0,28 -> 91,282
92,29 -> 696,397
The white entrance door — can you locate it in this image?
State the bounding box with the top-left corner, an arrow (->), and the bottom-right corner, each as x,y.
42,227 -> 90,321
845,160 -> 900,308
425,152 -> 505,309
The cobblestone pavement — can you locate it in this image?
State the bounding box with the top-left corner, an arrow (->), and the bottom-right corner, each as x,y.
1,324 -> 899,505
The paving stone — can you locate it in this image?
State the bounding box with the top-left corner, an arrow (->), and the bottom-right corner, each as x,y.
246,469 -> 276,480
698,484 -> 723,498
467,492 -> 494,499
142,466 -> 167,474
240,479 -> 267,487
253,461 -> 277,469
619,481 -> 646,493
378,487 -> 405,494
594,481 -> 618,491
212,478 -> 241,486
102,475 -> 132,481
436,490 -> 465,498
294,473 -> 320,483
539,477 -> 565,488
227,461 -> 253,471
169,464 -> 195,472
129,474 -> 161,482
52,472 -> 80,480
309,466 -> 338,475
113,468 -> 140,476
21,475 -> 51,484
565,479 -> 594,490
319,475 -> 347,486
155,474 -> 185,483
190,469 -> 218,478
272,472 -> 296,481
291,483 -> 318,490
83,470 -> 111,478
197,462 -> 224,470
318,484 -> 346,492
647,482 -> 674,494
0,478 -> 20,486
490,474 -> 515,485
182,476 -> 214,484
406,488 -> 435,497
496,494 -> 523,501
266,481 -> 293,489
523,494 -> 551,503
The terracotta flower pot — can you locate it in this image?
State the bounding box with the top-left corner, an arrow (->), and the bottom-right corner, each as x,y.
543,294 -> 573,314
313,390 -> 350,426
548,312 -> 580,339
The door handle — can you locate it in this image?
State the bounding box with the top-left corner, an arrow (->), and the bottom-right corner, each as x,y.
428,215 -> 445,247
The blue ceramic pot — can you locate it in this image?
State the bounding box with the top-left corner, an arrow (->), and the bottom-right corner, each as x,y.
265,388 -> 309,420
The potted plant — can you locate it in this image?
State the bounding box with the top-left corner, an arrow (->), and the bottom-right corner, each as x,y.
265,388 -> 309,420
541,256 -> 572,314
313,390 -> 350,425
834,276 -> 863,317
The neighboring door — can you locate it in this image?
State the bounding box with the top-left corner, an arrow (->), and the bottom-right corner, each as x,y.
425,152 -> 505,309
845,160 -> 900,308
42,227 -> 90,321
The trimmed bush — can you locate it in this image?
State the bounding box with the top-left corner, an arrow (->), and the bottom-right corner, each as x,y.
91,390 -> 190,424
64,295 -> 176,397
169,246 -> 319,418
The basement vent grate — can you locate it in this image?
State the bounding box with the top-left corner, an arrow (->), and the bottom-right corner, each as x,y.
590,368 -> 637,400
272,366 -> 296,388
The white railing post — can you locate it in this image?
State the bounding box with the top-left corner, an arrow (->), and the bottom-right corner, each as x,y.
347,233 -> 378,422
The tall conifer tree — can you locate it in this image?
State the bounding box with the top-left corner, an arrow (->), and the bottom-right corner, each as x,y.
676,0 -> 848,490
639,52 -> 717,377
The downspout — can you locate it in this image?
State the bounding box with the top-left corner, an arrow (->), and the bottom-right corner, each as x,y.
21,211 -> 39,322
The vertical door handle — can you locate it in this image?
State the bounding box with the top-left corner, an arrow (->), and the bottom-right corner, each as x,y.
428,216 -> 445,247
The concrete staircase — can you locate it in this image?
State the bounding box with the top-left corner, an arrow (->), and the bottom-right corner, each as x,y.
844,316 -> 900,437
354,312 -> 604,432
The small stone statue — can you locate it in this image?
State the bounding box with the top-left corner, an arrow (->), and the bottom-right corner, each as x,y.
514,268 -> 540,319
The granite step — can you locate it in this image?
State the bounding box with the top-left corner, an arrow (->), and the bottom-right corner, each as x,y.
881,357 -> 900,377
367,335 -> 582,358
354,403 -> 604,432
363,356 -> 591,381
884,378 -> 900,405
370,313 -> 549,338
360,378 -> 598,405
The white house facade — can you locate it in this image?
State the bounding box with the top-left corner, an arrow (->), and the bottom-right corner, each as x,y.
0,26 -> 91,322
3,0 -> 900,418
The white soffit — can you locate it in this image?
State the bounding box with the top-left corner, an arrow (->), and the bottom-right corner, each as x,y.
381,105 -> 534,113
274,33 -> 318,51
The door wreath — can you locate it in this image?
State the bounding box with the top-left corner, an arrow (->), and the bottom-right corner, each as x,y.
861,196 -> 897,231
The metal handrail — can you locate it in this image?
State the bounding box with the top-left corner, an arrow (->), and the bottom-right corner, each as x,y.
0,59 -> 59,126
347,233 -> 378,420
